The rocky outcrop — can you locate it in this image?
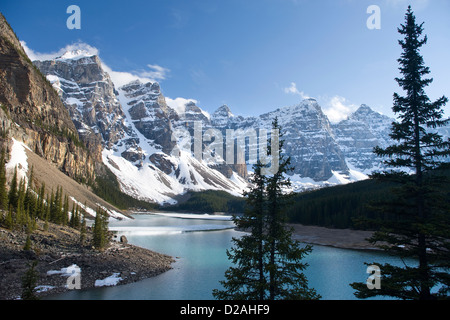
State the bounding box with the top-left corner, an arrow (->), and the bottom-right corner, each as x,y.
209,99 -> 348,181
33,52 -> 249,203
0,219 -> 173,300
118,80 -> 177,155
0,13 -> 95,182
332,104 -> 394,172
34,52 -> 130,162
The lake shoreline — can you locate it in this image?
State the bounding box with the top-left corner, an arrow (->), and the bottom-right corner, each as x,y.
288,224 -> 378,251
131,211 -> 379,250
0,219 -> 174,300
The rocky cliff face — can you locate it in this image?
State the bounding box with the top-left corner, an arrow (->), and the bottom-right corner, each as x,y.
33,53 -> 249,204
34,52 -> 129,163
332,105 -> 394,172
118,80 -> 177,156
30,43 -> 397,200
207,99 -> 349,181
0,13 -> 95,183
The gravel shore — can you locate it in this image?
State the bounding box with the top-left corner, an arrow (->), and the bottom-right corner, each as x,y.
289,223 -> 377,250
0,219 -> 174,300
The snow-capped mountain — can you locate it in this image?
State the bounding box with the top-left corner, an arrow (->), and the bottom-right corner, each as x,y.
213,99 -> 350,182
34,51 -> 249,204
332,104 -> 394,174
36,49 -> 444,203
34,51 -> 130,162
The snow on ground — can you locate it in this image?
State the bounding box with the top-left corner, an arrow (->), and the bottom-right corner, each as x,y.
47,264 -> 81,277
288,165 -> 369,192
103,147 -> 248,205
102,149 -> 183,205
35,285 -> 56,293
95,273 -> 123,287
70,197 -> 97,218
6,138 -> 30,183
96,203 -> 131,221
108,226 -> 183,236
109,224 -> 233,235
152,212 -> 233,221
70,196 -> 130,221
46,264 -> 123,288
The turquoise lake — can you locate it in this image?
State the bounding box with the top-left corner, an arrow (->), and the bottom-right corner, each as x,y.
47,213 -> 407,300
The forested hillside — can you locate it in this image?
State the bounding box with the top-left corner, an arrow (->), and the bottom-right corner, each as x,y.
286,166 -> 450,230
285,178 -> 393,229
161,190 -> 246,214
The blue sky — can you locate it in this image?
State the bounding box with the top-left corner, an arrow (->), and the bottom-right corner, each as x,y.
2,0 -> 449,121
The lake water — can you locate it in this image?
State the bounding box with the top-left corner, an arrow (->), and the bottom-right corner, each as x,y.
47,213 -> 406,300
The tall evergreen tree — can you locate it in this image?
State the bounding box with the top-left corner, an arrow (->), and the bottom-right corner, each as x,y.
92,207 -> 109,250
21,260 -> 39,300
16,178 -> 27,228
36,183 -> 46,220
213,118 -> 319,300
264,118 -> 319,300
351,6 -> 450,300
213,161 -> 268,300
43,193 -> 50,231
80,212 -> 87,246
62,194 -> 69,226
8,167 -> 18,210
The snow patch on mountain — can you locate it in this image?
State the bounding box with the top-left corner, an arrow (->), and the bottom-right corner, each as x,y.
56,49 -> 95,61
102,148 -> 248,205
6,138 -> 30,184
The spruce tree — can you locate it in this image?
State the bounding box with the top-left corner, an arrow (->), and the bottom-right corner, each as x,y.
36,183 -> 45,220
213,118 -> 319,300
5,205 -> 15,230
80,213 -> 87,246
16,178 -> 26,228
43,193 -> 50,231
351,6 -> 450,300
62,194 -> 69,226
213,161 -> 268,300
264,118 -> 319,300
21,260 -> 39,300
92,207 -> 109,250
8,167 -> 18,210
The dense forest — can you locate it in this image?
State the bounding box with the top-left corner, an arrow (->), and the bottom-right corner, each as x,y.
162,178 -> 394,230
285,178 -> 395,229
160,189 -> 246,214
161,165 -> 450,231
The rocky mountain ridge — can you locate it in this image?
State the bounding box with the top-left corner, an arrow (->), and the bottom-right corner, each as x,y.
0,13 -> 95,184
31,48 -> 405,202
6,11 -> 449,205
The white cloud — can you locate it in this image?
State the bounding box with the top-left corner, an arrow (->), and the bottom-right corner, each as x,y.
21,42 -> 200,118
138,64 -> 170,82
166,97 -> 198,116
20,41 -> 171,89
322,96 -> 359,124
104,63 -> 169,88
283,82 -> 310,100
20,41 -> 99,61
101,63 -> 153,89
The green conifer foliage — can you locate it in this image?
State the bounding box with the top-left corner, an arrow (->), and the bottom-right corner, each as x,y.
351,6 -> 450,300
213,118 -> 320,300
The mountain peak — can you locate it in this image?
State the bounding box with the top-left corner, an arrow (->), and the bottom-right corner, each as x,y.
213,105 -> 234,118
350,104 -> 392,122
355,104 -> 373,113
56,49 -> 96,61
